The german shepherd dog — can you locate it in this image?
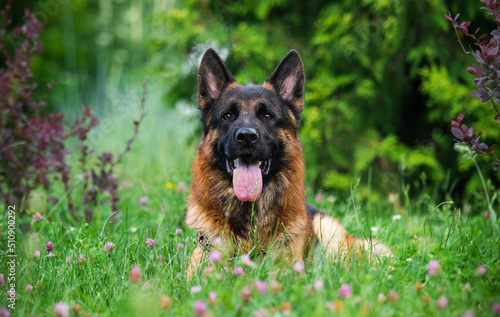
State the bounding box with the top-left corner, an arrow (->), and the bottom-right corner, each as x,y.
186,49 -> 390,277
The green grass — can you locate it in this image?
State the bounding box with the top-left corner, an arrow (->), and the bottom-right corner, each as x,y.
1,83 -> 499,316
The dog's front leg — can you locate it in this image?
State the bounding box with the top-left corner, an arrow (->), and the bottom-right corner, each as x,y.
187,245 -> 205,279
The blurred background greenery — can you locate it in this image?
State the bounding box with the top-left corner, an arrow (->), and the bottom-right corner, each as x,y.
7,0 -> 498,210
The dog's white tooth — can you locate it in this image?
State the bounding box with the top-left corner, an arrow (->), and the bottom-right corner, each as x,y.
234,160 -> 237,167
258,161 -> 262,168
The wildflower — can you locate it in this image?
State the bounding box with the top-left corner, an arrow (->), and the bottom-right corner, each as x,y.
427,260 -> 441,276
463,283 -> 472,292
372,247 -> 381,255
388,289 -> 398,302
392,214 -> 402,221
253,280 -> 267,294
293,261 -> 304,273
315,193 -> 322,202
191,286 -> 202,294
0,307 -> 10,317
484,211 -> 491,218
462,311 -> 474,317
387,274 -> 393,280
314,280 -> 324,290
54,302 -> 70,317
377,293 -> 386,303
414,281 -> 424,291
175,228 -> 182,235
66,256 -> 72,263
209,250 -> 222,263
139,196 -> 148,205
45,241 -> 54,252
32,212 -> 42,222
122,181 -> 132,189
33,232 -> 39,239
146,238 -> 156,248
437,296 -> 448,309
193,300 -> 207,316
78,254 -> 86,264
477,265 -> 487,276
359,305 -> 371,315
129,265 -> 141,284
270,280 -> 281,294
72,304 -> 82,315
233,266 -> 244,276
177,182 -> 186,193
160,202 -> 168,213
103,241 -> 115,253
331,300 -> 344,312
326,301 -> 334,310
338,283 -> 352,298
281,302 -> 292,315
157,255 -> 165,262
213,236 -> 222,246
159,295 -> 171,310
177,243 -> 184,249
34,250 -> 40,258
241,254 -> 253,266
406,258 -> 413,262
254,308 -> 267,317
371,227 -> 379,235
25,285 -> 33,292
208,291 -> 217,304
165,182 -> 176,190
204,266 -> 214,274
241,286 -> 251,302
492,303 -> 500,315
420,295 -> 429,306
47,252 -> 54,258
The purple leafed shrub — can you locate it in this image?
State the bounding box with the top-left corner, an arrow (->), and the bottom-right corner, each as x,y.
0,4 -> 147,222
446,0 -> 500,169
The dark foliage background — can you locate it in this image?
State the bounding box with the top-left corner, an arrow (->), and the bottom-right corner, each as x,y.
3,0 -> 498,209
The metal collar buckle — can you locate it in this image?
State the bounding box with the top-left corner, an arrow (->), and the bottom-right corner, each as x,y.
197,231 -> 212,251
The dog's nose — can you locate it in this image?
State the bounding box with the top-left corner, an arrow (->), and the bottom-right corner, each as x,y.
235,127 -> 259,144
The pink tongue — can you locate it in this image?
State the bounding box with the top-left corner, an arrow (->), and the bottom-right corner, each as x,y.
233,163 -> 262,202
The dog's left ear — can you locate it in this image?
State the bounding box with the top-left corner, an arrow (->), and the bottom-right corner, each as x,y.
265,50 -> 305,113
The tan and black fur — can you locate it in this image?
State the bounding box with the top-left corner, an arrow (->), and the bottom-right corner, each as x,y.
186,49 -> 390,277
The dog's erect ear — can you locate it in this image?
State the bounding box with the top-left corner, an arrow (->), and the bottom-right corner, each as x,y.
265,50 -> 305,113
198,48 -> 236,110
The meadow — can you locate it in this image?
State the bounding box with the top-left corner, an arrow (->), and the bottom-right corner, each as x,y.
1,1 -> 500,316
1,81 -> 499,317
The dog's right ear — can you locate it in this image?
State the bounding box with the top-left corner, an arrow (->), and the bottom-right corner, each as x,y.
198,49 -> 236,110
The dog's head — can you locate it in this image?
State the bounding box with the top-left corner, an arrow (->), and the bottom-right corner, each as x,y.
197,49 -> 305,202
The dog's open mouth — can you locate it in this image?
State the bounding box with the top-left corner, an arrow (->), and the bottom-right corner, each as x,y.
225,157 -> 271,202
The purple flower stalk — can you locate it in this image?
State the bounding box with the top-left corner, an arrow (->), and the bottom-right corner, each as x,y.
233,266 -> 244,276
54,302 -> 70,317
45,241 -> 54,252
194,300 -> 207,316
104,242 -> 115,253
427,260 -> 441,276
338,283 -> 352,298
146,238 -> 155,248
209,250 -> 222,263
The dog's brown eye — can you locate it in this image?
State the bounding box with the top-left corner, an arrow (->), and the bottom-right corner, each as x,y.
264,113 -> 273,120
223,113 -> 233,120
